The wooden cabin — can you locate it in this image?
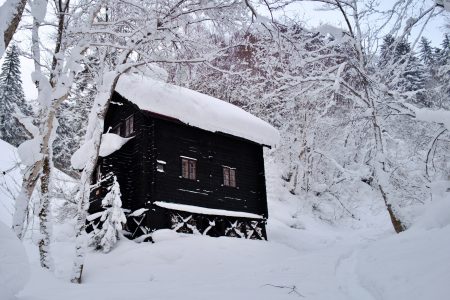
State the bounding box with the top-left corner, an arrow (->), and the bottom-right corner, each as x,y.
89,73 -> 279,240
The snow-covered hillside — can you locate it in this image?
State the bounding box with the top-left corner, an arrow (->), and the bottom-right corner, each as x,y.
1,138 -> 450,300
0,139 -> 77,228
0,139 -> 22,226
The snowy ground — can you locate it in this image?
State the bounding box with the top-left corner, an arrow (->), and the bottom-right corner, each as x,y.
1,139 -> 450,300
17,214 -> 450,300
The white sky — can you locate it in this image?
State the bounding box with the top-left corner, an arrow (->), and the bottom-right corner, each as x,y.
0,0 -> 449,101
271,1 -> 448,45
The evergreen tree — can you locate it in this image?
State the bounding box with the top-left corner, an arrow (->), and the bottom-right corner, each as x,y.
379,34 -> 395,67
54,55 -> 98,173
0,44 -> 32,146
379,35 -> 427,104
419,37 -> 436,68
434,34 -> 450,108
401,53 -> 427,92
395,39 -> 411,59
89,176 -> 126,253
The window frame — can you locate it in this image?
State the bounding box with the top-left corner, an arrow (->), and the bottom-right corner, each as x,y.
96,164 -> 102,183
112,123 -> 122,136
181,156 -> 197,180
156,160 -> 166,173
223,166 -> 236,187
124,114 -> 134,137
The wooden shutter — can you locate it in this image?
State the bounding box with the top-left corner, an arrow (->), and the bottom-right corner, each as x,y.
125,115 -> 134,136
229,168 -> 236,187
189,160 -> 196,180
182,158 -> 189,178
223,167 -> 230,186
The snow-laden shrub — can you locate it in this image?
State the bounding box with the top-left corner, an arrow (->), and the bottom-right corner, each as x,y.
0,221 -> 30,299
89,176 -> 126,253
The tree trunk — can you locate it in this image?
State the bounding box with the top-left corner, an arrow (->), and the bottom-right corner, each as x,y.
368,88 -> 405,233
38,156 -> 53,269
12,162 -> 42,239
379,184 -> 405,233
0,0 -> 27,55
71,73 -> 123,284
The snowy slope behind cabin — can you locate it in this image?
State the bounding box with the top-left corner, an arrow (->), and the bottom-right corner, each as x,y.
115,73 -> 279,147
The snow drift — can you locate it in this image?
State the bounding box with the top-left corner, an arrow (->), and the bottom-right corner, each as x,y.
0,221 -> 30,300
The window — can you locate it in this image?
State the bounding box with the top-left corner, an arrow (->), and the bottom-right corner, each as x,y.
181,157 -> 197,180
223,166 -> 236,187
95,165 -> 102,195
96,165 -> 102,182
124,115 -> 134,136
157,160 -> 166,173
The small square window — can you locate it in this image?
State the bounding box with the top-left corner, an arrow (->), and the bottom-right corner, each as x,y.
124,115 -> 134,137
181,157 -> 197,180
157,160 -> 166,173
223,166 -> 236,187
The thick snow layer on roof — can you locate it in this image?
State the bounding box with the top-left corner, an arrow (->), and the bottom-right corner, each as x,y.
116,74 -> 279,146
154,201 -> 264,219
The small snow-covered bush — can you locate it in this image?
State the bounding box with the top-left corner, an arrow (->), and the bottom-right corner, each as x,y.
89,176 -> 126,253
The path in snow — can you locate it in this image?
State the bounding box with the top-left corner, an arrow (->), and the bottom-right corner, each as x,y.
17,220 -> 397,300
335,249 -> 376,300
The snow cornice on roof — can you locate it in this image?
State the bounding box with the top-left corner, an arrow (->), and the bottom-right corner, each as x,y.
115,73 -> 279,147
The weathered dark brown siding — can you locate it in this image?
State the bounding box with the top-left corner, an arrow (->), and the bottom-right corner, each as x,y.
152,117 -> 268,217
90,91 -> 268,236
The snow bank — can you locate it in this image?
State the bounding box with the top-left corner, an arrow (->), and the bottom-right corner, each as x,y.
355,225 -> 450,300
413,180 -> 450,230
351,180 -> 450,300
154,201 -> 264,219
99,133 -> 133,157
0,221 -> 29,300
116,74 -> 279,147
0,139 -> 22,226
151,229 -> 180,242
405,103 -> 450,130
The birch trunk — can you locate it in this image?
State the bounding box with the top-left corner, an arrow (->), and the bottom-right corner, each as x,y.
13,3 -> 71,273
0,0 -> 27,55
35,0 -> 72,267
12,11 -> 45,239
71,72 -> 123,283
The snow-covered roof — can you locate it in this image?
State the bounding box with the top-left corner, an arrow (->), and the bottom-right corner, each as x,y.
154,201 -> 264,219
115,74 -> 279,147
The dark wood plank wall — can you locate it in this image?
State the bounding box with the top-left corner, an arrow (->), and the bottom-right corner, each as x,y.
152,117 -> 268,217
97,93 -> 148,212
91,92 -> 268,227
